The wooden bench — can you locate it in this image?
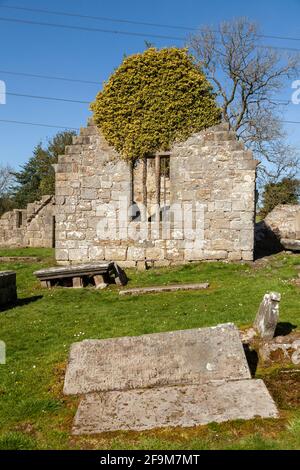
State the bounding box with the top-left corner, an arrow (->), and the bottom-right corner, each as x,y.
34,262 -> 127,289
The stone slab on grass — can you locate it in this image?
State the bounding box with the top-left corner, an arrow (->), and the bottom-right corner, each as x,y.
119,283 -> 209,296
72,379 -> 278,434
63,323 -> 251,395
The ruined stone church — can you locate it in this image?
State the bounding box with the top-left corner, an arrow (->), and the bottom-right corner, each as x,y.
53,118 -> 258,266
0,119 -> 258,265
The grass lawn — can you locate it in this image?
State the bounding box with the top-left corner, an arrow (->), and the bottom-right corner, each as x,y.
0,247 -> 299,450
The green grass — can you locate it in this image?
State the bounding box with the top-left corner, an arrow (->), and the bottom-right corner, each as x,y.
0,248 -> 299,449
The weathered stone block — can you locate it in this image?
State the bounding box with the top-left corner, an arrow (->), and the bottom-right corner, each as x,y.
184,249 -> 204,261
67,231 -> 86,241
88,246 -> 105,261
228,251 -> 242,261
69,248 -> 88,261
81,188 -> 97,200
241,250 -> 253,261
254,292 -> 281,340
145,247 -> 165,260
55,249 -> 69,261
105,247 -> 127,261
202,250 -> 228,260
127,246 -> 145,261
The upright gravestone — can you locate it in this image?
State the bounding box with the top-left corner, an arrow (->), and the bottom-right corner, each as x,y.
253,292 -> 281,340
0,271 -> 17,308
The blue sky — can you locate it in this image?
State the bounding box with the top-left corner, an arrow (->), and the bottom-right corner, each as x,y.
1,0 -> 300,168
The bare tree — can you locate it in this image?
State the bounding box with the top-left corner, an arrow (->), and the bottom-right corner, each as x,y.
189,18 -> 300,187
0,164 -> 13,196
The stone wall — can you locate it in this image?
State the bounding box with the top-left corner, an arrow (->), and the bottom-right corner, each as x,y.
0,195 -> 55,248
264,204 -> 300,239
55,119 -> 258,266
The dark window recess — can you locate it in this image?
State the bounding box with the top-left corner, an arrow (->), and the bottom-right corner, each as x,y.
160,156 -> 170,178
16,211 -> 23,228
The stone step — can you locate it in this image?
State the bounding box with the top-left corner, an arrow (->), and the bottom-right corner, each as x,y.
72,379 -> 278,434
63,323 -> 251,395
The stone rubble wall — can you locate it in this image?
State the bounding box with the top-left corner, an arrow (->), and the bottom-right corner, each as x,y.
264,204 -> 300,239
0,195 -> 55,248
55,119 -> 258,266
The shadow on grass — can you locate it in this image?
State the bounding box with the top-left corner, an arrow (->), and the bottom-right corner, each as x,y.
275,322 -> 297,337
0,295 -> 43,312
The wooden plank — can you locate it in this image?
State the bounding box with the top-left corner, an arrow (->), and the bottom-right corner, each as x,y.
119,283 -> 209,296
112,263 -> 128,286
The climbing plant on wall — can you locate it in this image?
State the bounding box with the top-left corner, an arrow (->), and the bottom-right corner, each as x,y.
91,48 -> 221,161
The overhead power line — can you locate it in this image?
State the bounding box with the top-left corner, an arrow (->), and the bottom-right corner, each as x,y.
0,15 -> 300,54
1,88 -> 294,107
0,118 -> 300,132
0,4 -> 195,32
0,16 -> 184,41
2,5 -> 300,44
0,69 -> 100,85
7,91 -> 90,104
0,119 -> 79,130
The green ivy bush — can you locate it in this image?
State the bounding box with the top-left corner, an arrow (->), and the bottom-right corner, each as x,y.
91,48 -> 221,161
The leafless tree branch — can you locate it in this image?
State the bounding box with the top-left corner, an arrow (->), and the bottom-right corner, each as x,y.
189,17 -> 300,188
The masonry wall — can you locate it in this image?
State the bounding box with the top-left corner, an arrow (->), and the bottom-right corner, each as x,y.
55,120 -> 258,266
264,204 -> 300,239
0,195 -> 55,248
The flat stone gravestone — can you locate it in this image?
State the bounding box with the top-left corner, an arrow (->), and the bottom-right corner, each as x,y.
73,379 -> 278,434
253,292 -> 281,340
64,322 -> 278,434
63,323 -> 251,395
0,271 -> 17,307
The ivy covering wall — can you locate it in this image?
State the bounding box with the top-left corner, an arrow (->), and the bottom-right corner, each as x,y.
91,48 -> 221,161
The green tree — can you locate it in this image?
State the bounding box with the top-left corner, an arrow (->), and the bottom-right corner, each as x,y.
260,178 -> 300,218
12,131 -> 75,207
91,47 -> 221,161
